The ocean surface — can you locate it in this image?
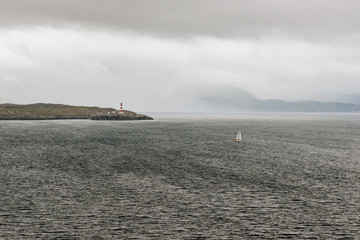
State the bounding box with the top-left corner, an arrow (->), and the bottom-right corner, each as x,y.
1,113 -> 359,239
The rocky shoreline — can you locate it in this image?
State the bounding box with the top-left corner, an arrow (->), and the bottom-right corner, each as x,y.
91,113 -> 153,121
0,116 -> 88,120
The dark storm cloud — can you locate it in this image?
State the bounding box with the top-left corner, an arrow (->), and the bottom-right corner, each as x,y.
1,0 -> 360,37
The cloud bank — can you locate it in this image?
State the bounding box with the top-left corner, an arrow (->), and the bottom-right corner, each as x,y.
1,1 -> 360,111
1,0 -> 360,38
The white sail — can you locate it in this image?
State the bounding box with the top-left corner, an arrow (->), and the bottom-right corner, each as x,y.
237,131 -> 242,140
233,130 -> 242,141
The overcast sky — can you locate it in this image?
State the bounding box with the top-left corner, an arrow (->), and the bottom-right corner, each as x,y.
1,0 -> 360,111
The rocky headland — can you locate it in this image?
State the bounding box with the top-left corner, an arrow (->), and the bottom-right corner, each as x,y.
0,103 -> 153,121
91,112 -> 153,121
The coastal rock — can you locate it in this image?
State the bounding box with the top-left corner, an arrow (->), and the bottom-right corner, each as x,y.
91,113 -> 153,121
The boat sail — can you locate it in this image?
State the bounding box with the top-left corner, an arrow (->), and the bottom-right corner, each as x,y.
233,131 -> 242,142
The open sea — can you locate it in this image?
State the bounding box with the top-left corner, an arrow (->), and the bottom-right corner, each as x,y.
1,113 -> 359,239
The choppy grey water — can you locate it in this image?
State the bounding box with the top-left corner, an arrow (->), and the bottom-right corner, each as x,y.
1,113 -> 359,239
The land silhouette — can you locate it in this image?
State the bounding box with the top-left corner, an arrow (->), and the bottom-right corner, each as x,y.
0,103 -> 153,120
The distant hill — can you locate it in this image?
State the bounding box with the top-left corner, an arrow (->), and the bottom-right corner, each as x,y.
193,86 -> 360,112
336,94 -> 360,105
0,103 -> 152,120
261,99 -> 360,112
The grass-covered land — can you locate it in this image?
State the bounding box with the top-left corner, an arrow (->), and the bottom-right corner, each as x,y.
0,103 -> 147,120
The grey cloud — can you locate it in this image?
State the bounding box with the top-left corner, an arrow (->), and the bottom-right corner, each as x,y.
1,28 -> 360,111
1,1 -> 360,111
0,0 -> 360,37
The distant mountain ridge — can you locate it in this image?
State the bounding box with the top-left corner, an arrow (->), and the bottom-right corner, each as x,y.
336,94 -> 360,105
194,86 -> 360,112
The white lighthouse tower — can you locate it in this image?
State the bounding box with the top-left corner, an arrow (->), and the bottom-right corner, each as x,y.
120,102 -> 124,114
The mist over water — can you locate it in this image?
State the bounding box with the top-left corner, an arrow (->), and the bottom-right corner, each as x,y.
1,113 -> 359,239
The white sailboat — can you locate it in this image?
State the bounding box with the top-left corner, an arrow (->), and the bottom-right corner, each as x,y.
233,130 -> 242,142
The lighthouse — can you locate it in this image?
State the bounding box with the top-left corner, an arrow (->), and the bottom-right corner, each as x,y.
120,102 -> 124,114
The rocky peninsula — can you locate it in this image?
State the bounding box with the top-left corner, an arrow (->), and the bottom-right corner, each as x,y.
91,112 -> 153,121
0,103 -> 153,121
